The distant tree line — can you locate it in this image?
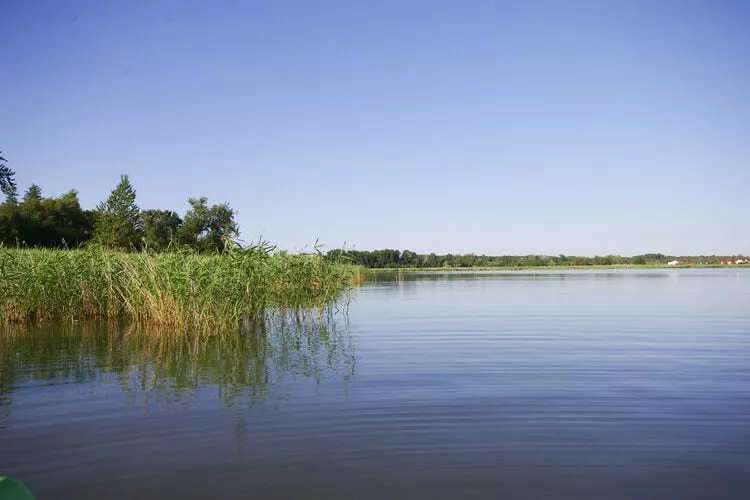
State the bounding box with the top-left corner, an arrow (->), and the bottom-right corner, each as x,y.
325,249 -> 747,268
0,152 -> 237,252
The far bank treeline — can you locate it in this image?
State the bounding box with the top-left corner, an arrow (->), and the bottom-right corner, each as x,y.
325,250 -> 747,268
0,153 -> 235,252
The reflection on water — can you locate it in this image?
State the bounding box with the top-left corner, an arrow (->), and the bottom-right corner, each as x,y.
1,270 -> 749,500
0,312 -> 355,415
363,267 -> 745,282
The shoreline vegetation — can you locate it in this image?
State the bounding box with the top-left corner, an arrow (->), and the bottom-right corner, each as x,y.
325,249 -> 749,269
361,264 -> 748,272
0,160 -> 361,329
0,158 -> 746,329
0,246 -> 361,329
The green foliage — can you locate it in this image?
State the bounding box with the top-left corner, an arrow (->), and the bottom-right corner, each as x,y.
326,249 -> 746,269
0,163 -> 240,252
400,249 -> 418,267
0,206 -> 21,245
178,197 -> 238,253
0,153 -> 21,244
0,152 -> 18,205
18,187 -> 95,247
94,175 -> 141,249
422,253 -> 439,267
141,209 -> 182,251
0,246 -> 359,330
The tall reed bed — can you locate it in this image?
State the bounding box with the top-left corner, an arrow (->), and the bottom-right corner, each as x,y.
0,246 -> 359,331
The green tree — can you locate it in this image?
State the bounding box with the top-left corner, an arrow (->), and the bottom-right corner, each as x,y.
458,254 -> 477,267
43,190 -> 95,246
422,253 -> 439,268
401,249 -> 419,267
17,184 -> 44,244
94,175 -> 141,249
0,207 -> 20,244
0,153 -> 21,243
141,209 -> 182,251
178,197 -> 238,252
22,184 -> 43,206
0,152 -> 18,205
17,186 -> 94,247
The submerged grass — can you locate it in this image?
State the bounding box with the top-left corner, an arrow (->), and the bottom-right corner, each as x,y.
0,246 -> 361,331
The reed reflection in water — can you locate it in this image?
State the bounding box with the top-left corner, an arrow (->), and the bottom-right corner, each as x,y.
0,311 -> 356,415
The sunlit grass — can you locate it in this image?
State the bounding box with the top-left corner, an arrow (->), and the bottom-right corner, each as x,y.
0,246 -> 360,331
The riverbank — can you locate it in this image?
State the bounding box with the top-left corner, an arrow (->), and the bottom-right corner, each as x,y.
0,247 -> 361,331
363,264 -> 749,272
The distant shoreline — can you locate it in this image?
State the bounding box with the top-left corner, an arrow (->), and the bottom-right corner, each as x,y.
364,264 -> 750,272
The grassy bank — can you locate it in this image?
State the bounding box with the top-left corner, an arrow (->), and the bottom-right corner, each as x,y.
0,247 -> 361,330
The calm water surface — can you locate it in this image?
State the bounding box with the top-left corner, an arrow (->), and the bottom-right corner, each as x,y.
1,269 -> 749,499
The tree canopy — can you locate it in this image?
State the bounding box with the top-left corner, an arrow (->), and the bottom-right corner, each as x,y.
142,209 -> 182,251
0,152 -> 18,205
178,197 -> 238,253
94,175 -> 141,249
0,157 -> 239,253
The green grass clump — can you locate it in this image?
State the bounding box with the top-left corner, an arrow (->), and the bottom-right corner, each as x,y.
0,246 -> 360,331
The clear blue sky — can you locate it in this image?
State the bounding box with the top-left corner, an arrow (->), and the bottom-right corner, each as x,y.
2,0 -> 748,256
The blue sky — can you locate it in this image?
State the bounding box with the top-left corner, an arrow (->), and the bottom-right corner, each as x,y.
2,0 -> 748,255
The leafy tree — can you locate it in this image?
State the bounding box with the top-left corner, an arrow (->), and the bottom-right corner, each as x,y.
42,190 -> 95,246
18,187 -> 94,247
94,175 -> 141,249
0,153 -> 21,243
17,185 -> 45,245
401,249 -> 419,267
422,253 -> 439,268
178,197 -> 238,252
22,184 -> 43,206
0,206 -> 20,244
0,152 -> 18,205
141,209 -> 182,251
458,253 -> 477,267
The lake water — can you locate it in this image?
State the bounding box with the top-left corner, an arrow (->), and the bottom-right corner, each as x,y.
1,269 -> 749,499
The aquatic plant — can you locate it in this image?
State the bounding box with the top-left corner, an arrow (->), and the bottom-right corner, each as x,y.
0,245 -> 360,331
